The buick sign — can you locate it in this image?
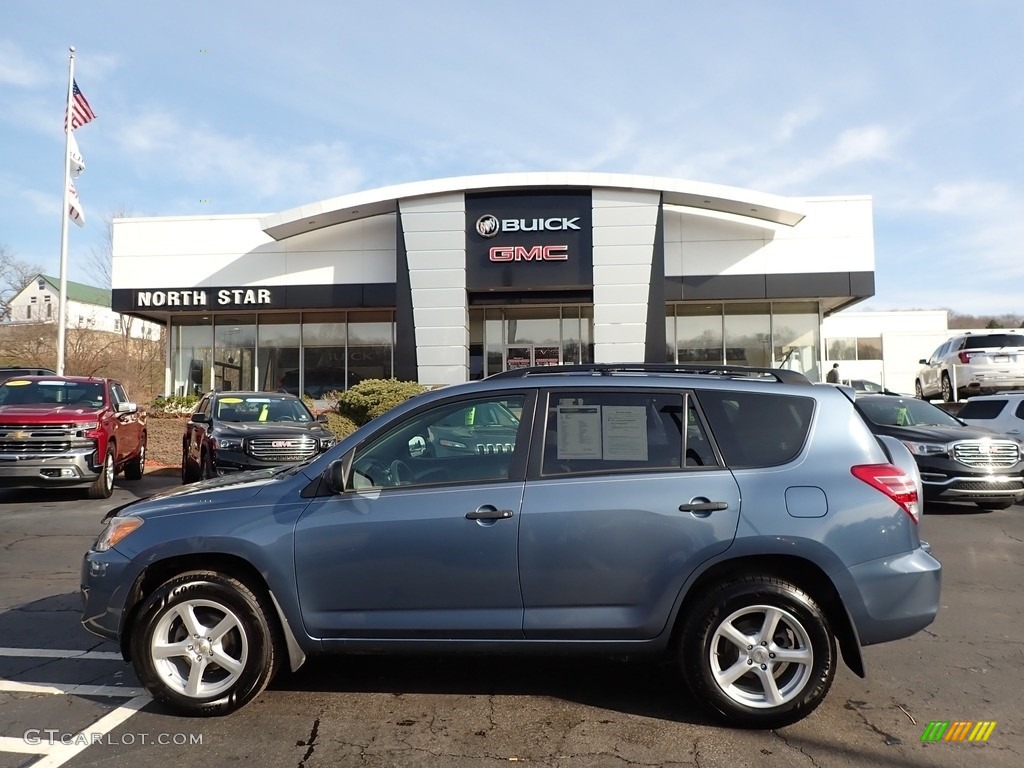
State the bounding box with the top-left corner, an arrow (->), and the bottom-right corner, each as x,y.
476,214 -> 581,238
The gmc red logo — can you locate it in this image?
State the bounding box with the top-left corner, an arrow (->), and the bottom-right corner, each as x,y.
489,245 -> 568,262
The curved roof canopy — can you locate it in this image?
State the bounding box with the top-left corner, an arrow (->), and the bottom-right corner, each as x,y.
260,172 -> 805,241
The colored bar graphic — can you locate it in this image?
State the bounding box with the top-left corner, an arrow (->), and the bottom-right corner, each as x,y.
920,720 -> 996,742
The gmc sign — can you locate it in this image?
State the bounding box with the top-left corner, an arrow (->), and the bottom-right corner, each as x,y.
489,245 -> 569,262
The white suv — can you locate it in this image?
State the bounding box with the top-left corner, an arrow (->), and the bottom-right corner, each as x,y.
957,392 -> 1024,438
915,332 -> 1024,402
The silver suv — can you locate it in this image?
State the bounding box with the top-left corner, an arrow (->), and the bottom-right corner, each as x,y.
916,332 -> 1024,402
81,364 -> 941,728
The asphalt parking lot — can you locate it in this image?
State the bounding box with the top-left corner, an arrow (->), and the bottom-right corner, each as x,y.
0,473 -> 1021,768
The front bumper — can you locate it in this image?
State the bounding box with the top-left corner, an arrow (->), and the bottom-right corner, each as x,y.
839,545 -> 942,646
920,471 -> 1024,504
0,447 -> 100,488
80,546 -> 139,647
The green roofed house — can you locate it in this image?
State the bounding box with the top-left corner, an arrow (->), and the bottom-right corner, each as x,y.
3,274 -> 158,340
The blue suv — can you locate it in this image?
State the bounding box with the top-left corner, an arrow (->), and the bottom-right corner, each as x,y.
81,364 -> 941,728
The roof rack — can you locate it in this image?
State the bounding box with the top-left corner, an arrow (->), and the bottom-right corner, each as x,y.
485,364 -> 811,385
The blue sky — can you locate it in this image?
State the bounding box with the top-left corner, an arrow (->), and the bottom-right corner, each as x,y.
2,0 -> 1022,314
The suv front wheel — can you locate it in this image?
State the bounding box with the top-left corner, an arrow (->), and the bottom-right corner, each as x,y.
680,577 -> 836,728
130,571 -> 281,716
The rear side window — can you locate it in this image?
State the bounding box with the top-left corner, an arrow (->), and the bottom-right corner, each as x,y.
963,334 -> 1024,349
697,390 -> 814,468
957,400 -> 1007,420
541,391 -> 699,476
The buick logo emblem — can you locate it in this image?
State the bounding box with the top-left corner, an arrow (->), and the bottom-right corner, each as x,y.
475,214 -> 500,238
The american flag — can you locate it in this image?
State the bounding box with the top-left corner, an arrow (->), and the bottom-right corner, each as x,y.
65,80 -> 96,131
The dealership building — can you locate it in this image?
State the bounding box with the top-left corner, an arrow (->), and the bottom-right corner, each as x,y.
110,172 -> 875,396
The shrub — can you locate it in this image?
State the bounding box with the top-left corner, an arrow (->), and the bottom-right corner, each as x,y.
335,379 -> 427,426
322,411 -> 360,440
149,393 -> 200,417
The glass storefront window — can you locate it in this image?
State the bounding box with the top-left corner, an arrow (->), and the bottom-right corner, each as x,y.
257,314 -> 300,391
772,302 -> 820,380
348,311 -> 394,384
675,304 -> 724,364
213,314 -> 256,391
302,312 -> 347,398
170,317 -> 212,396
724,304 -> 771,366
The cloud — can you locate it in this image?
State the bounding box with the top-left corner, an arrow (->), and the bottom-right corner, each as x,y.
0,172 -> 58,218
0,40 -> 46,87
113,111 -> 366,206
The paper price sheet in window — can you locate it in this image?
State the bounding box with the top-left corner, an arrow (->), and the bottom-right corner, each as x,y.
555,404 -> 648,461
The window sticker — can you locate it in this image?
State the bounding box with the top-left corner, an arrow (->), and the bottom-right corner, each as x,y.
4,380 -> 30,386
602,405 -> 648,461
556,405 -> 602,459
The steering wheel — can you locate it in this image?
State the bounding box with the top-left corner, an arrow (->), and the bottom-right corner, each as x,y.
389,459 -> 413,486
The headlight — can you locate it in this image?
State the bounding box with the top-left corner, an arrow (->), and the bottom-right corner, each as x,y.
319,436 -> 336,450
94,517 -> 144,552
901,440 -> 947,456
212,436 -> 243,450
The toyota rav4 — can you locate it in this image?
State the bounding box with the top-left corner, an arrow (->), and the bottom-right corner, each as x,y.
81,364 -> 940,728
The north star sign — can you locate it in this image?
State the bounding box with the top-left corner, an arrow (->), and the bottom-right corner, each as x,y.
135,288 -> 274,308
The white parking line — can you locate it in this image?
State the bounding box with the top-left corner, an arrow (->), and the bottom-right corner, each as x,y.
0,647 -> 123,661
0,646 -> 149,766
0,679 -> 145,697
30,695 -> 151,768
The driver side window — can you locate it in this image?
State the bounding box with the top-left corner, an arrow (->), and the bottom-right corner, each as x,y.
349,394 -> 527,491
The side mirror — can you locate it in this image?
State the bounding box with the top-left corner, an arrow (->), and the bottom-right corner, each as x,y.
408,435 -> 427,458
316,413 -> 329,424
918,359 -> 928,365
325,458 -> 347,493
116,401 -> 138,414
190,412 -> 210,424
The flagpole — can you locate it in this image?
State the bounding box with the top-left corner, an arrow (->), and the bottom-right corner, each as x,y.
56,46 -> 75,375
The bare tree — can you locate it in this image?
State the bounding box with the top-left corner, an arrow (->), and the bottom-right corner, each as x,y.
87,205 -> 133,289
1,243 -> 44,321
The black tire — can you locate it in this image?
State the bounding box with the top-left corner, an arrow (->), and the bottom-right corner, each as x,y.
680,577 -> 836,729
976,500 -> 1014,510
914,380 -> 925,400
86,446 -> 115,499
941,373 -> 954,403
201,450 -> 216,480
181,445 -> 196,484
129,571 -> 281,716
124,437 -> 146,480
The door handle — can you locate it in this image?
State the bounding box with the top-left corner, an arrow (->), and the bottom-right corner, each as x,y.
466,506 -> 514,520
678,501 -> 729,512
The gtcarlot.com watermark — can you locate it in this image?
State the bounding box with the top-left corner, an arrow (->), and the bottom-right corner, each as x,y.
24,729 -> 203,747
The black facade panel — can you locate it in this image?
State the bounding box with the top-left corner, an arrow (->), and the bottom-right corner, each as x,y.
465,191 -> 593,291
393,213 -> 418,380
680,274 -> 768,300
645,197 -> 666,362
112,284 -> 398,313
849,271 -> 875,298
765,273 -> 849,298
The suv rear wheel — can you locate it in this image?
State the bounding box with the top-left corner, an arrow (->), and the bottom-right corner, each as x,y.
130,571 -> 281,716
680,577 -> 836,728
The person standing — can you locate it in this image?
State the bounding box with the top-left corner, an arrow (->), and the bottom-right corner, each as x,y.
826,363 -> 840,383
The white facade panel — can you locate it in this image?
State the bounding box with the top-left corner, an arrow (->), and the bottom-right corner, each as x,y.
593,284 -> 650,305
417,365 -> 470,386
405,249 -> 466,270
409,269 -> 467,290
399,211 -> 466,233
410,288 -> 468,310
594,342 -> 646,363
417,346 -> 470,367
592,225 -> 659,248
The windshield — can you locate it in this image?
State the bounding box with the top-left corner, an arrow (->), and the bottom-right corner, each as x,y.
858,397 -> 962,428
214,395 -> 313,423
0,379 -> 105,408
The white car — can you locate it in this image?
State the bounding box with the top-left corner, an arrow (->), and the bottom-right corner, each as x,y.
957,393 -> 1024,438
915,332 -> 1024,402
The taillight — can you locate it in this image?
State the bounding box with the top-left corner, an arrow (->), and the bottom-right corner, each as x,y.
957,351 -> 973,364
851,464 -> 920,524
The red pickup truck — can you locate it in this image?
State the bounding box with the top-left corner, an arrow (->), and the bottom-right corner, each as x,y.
0,375 -> 147,499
